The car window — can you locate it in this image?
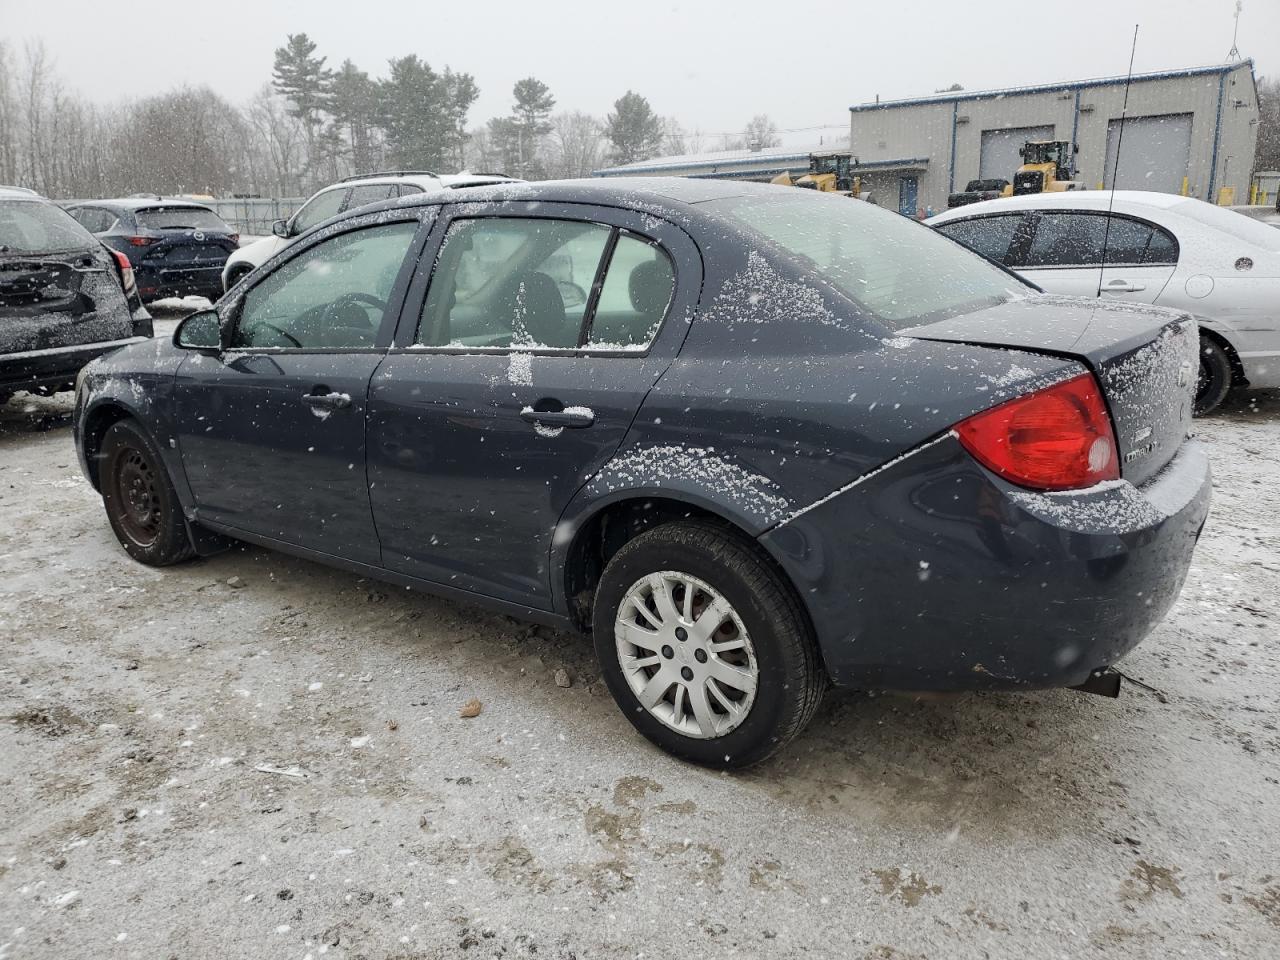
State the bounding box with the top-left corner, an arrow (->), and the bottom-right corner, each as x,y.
344,183 -> 396,211
935,215 -> 1023,264
135,207 -> 229,231
230,221 -> 418,350
588,232 -> 675,349
396,184 -> 424,197
292,188 -> 348,234
706,191 -> 1025,329
0,198 -> 95,253
417,217 -> 612,349
1025,213 -> 1175,267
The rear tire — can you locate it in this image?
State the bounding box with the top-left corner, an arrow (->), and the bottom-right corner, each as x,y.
592,521 -> 824,768
99,419 -> 195,566
1194,335 -> 1233,416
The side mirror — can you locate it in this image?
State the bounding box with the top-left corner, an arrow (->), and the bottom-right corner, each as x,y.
272,218 -> 290,239
174,309 -> 222,352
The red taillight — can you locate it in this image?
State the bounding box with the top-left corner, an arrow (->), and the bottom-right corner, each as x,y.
127,236 -> 154,246
955,373 -> 1120,491
108,248 -> 137,295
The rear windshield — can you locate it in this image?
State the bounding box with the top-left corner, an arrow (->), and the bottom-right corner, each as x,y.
704,191 -> 1028,330
135,206 -> 229,232
0,198 -> 95,254
1168,198 -> 1280,252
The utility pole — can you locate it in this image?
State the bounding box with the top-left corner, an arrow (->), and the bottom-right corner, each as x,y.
1227,1 -> 1243,61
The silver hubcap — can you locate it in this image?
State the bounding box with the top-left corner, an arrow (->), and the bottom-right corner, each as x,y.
614,571 -> 758,739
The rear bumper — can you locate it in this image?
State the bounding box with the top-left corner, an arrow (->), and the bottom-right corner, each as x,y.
760,434 -> 1211,691
1,336 -> 149,394
136,263 -> 225,300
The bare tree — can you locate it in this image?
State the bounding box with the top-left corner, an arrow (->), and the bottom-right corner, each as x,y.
248,85 -> 306,196
546,112 -> 604,178
1257,77 -> 1280,173
742,114 -> 781,150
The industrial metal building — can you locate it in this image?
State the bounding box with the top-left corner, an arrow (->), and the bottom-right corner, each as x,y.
593,61 -> 1260,218
850,60 -> 1259,216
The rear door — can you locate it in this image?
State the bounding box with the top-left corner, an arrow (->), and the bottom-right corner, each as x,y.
366,201 -> 701,609
173,211 -> 427,563
1015,211 -> 1176,302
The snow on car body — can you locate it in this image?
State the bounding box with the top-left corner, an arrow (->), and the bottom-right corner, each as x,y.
74,178 -> 1209,767
928,190 -> 1280,412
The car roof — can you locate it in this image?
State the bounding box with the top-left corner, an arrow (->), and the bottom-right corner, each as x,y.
928,190 -> 1197,224
0,185 -> 43,200
74,197 -> 216,211
320,172 -> 522,191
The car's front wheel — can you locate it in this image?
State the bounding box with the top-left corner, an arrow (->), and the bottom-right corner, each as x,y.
99,419 -> 195,566
1195,335 -> 1233,415
593,522 -> 824,768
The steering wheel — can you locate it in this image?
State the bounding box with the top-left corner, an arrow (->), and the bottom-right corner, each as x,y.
250,321 -> 302,348
333,292 -> 388,313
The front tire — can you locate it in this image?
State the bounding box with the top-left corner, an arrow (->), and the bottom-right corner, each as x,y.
592,522 -> 824,768
1195,335 -> 1233,415
99,419 -> 195,566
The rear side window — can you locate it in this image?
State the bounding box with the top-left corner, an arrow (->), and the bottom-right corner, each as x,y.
395,184 -> 423,197
935,215 -> 1023,265
135,207 -> 228,232
345,184 -> 397,210
0,199 -> 94,253
292,188 -> 347,233
418,218 -> 613,349
589,233 -> 675,348
1024,213 -> 1177,267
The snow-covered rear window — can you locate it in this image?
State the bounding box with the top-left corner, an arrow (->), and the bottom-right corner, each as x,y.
0,198 -> 94,254
704,191 -> 1025,330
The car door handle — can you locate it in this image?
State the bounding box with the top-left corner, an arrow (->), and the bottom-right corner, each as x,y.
1104,279 -> 1146,293
301,391 -> 352,411
519,405 -> 594,429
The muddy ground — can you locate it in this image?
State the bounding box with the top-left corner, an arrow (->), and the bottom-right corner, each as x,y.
1,356 -> 1277,958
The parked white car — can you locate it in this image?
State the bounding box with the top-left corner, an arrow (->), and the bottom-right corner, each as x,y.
928,191 -> 1280,413
221,171 -> 518,292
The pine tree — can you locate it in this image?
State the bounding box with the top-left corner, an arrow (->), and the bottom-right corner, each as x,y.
271,34 -> 332,181
604,91 -> 665,165
379,55 -> 448,169
329,59 -> 379,173
441,68 -> 479,170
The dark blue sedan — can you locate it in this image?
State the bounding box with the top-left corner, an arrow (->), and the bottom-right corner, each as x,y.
72,178 -> 1210,767
65,197 -> 238,302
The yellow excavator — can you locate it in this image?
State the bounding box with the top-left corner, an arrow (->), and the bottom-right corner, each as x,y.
771,152 -> 861,197
1003,140 -> 1080,196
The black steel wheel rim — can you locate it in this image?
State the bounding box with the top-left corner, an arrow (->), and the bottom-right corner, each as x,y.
113,447 -> 162,546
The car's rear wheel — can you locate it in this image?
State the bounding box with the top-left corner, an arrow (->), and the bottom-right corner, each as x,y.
99,419 -> 195,566
1195,335 -> 1233,415
592,522 -> 824,768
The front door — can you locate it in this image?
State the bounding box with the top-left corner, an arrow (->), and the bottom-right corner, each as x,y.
366,202 -> 700,609
898,177 -> 919,217
173,217 -> 423,564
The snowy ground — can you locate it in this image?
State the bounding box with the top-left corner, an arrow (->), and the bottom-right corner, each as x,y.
0,388 -> 1278,959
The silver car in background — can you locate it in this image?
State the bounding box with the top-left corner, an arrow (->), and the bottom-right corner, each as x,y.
928,190 -> 1280,413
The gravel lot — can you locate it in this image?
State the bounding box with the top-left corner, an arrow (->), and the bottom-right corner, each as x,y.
1,370 -> 1277,959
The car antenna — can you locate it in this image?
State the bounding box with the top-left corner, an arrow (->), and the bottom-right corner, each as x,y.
1098,24 -> 1139,298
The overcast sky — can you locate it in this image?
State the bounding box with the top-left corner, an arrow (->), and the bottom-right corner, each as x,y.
2,0 -> 1274,148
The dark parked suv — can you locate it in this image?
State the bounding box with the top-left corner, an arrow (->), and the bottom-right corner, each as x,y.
1,186 -> 151,406
74,178 -> 1210,766
66,197 -> 238,302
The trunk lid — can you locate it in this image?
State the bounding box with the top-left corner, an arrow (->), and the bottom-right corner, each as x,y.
902,294 -> 1198,485
1,248 -> 133,353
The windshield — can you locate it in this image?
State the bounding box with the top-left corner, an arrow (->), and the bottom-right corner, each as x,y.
0,198 -> 95,254
135,206 -> 229,232
704,191 -> 1028,329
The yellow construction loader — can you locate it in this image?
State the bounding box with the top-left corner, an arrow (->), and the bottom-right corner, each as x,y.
771,152 -> 861,197
1003,140 -> 1080,196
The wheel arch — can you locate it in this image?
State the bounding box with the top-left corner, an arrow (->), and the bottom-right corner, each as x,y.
81,400 -> 142,491
554,489 -> 817,650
